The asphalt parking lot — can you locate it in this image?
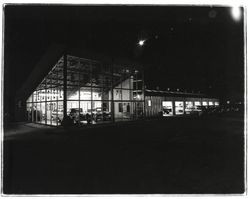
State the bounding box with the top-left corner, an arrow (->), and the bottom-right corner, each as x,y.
3,113 -> 245,194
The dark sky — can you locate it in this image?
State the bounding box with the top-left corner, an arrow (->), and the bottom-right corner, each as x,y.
4,5 -> 245,102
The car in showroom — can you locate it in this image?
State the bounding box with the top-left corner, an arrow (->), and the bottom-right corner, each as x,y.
51,109 -> 64,123
69,108 -> 85,122
87,108 -> 112,122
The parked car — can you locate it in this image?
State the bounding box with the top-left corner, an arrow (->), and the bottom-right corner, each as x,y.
162,108 -> 172,116
186,106 -> 203,116
185,107 -> 196,114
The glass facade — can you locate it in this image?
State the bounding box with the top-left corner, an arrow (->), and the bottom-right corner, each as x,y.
26,55 -> 144,126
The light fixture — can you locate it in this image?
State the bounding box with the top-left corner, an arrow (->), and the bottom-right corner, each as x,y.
138,39 -> 145,46
231,6 -> 241,21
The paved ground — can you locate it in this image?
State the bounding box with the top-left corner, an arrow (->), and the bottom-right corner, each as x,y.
3,113 -> 245,194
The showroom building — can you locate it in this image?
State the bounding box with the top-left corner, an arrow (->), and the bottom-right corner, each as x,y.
23,46 -> 144,126
16,45 -> 219,126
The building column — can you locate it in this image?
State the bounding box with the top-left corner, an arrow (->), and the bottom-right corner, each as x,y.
111,59 -> 115,123
142,68 -> 146,119
183,99 -> 186,115
90,60 -> 93,120
172,100 -> 176,115
63,54 -> 67,119
45,79 -> 47,124
31,93 -> 34,122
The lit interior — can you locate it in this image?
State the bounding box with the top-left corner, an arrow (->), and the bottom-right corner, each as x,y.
26,55 -> 144,126
209,101 -> 214,106
162,101 -> 173,116
175,101 -> 184,115
202,101 -> 208,106
185,101 -> 194,114
194,101 -> 201,106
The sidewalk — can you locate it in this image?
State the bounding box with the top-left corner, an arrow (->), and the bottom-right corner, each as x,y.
3,122 -> 55,139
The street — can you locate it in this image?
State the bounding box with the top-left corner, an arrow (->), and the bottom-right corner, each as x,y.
3,114 -> 245,194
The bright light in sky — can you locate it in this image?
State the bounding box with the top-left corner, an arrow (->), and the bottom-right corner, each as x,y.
231,7 -> 241,21
138,39 -> 145,46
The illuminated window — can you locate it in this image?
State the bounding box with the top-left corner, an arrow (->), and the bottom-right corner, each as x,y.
162,101 -> 173,116
194,101 -> 201,106
148,100 -> 151,107
163,101 -> 172,107
202,101 -> 208,106
175,101 -> 184,115
185,101 -> 193,107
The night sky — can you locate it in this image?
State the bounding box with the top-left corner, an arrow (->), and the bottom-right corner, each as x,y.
4,5 -> 245,104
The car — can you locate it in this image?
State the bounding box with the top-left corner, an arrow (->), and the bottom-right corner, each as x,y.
87,108 -> 112,121
91,108 -> 103,121
184,106 -> 203,116
185,107 -> 195,114
162,108 -> 173,116
69,108 -> 85,122
103,111 -> 112,121
51,109 -> 64,123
